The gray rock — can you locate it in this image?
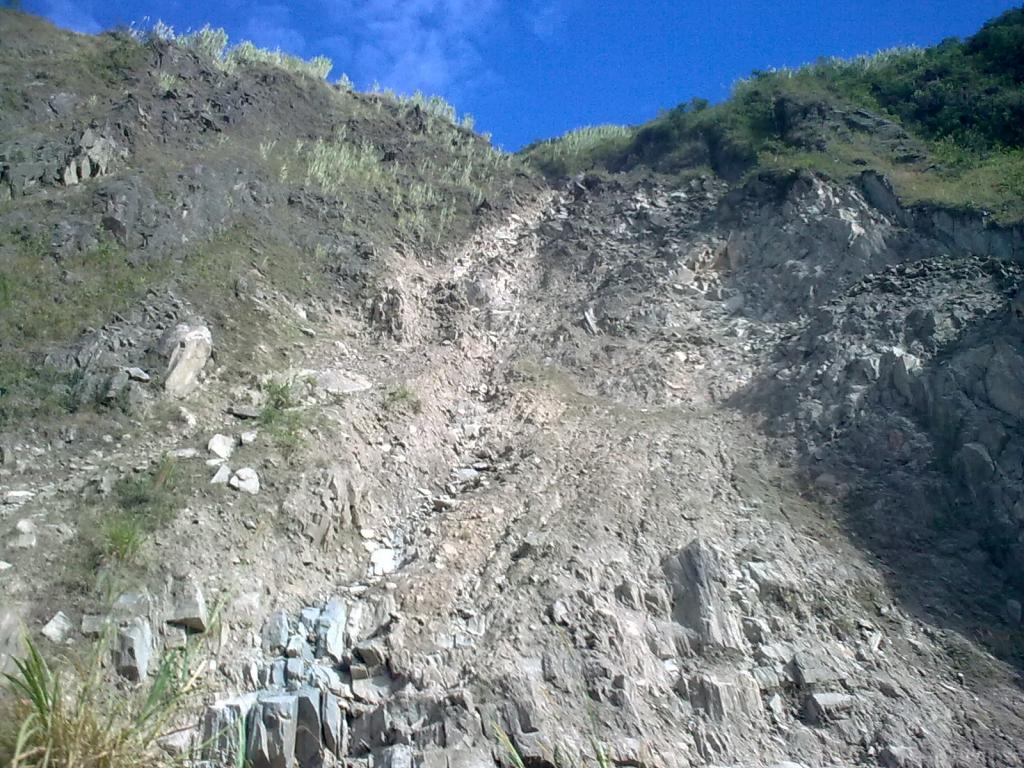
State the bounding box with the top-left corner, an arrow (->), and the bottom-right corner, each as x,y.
161,324 -> 213,398
804,692 -> 855,724
985,343 -> 1024,420
314,368 -> 372,395
262,610 -> 291,654
322,691 -> 347,757
295,687 -> 323,767
81,614 -> 109,638
664,538 -> 745,651
114,618 -> 152,682
200,695 -> 257,765
247,694 -> 298,768
9,519 -> 37,550
675,671 -> 762,724
168,576 -> 208,632
317,598 -> 348,663
126,367 -> 151,383
211,464 -> 232,485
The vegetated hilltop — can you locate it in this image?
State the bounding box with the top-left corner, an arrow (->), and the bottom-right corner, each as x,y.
525,6 -> 1024,221
3,7 -> 1024,768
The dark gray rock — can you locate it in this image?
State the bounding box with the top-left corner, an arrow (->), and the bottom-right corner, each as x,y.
247,694 -> 298,768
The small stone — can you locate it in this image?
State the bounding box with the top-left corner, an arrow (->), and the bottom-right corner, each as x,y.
41,611 -> 73,643
171,448 -> 199,459
240,430 -> 258,445
211,464 -> 232,485
229,467 -> 260,494
126,367 -> 151,383
0,561 -> 12,572
229,404 -> 261,419
208,434 -> 236,460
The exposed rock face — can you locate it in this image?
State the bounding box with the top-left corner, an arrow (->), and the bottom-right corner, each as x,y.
2,14 -> 1024,768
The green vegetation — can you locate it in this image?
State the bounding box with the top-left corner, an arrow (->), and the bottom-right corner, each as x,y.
384,384 -> 424,415
0,630 -> 211,767
522,8 -> 1024,221
0,229 -> 170,427
522,124 -> 637,178
259,379 -> 306,456
155,22 -> 335,81
84,458 -> 182,567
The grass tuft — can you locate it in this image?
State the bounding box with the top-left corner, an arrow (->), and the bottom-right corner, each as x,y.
0,633 -> 207,767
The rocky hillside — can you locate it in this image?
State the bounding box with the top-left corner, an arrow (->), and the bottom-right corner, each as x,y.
2,8 -> 1024,768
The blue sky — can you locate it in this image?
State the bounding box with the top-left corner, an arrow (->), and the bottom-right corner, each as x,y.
22,0 -> 1022,149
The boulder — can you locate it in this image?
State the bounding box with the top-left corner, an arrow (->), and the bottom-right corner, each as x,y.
114,618 -> 152,682
200,695 -> 257,765
167,576 -> 208,632
295,687 -> 323,767
161,324 -> 213,398
804,692 -> 856,724
247,694 -> 298,768
663,538 -> 745,651
262,610 -> 291,655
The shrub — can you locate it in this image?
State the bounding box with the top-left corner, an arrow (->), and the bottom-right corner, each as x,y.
0,634 -> 210,768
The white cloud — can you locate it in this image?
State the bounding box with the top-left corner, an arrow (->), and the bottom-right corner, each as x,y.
316,0 -> 503,98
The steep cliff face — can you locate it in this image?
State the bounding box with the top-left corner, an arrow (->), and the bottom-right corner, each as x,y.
2,10 -> 1024,768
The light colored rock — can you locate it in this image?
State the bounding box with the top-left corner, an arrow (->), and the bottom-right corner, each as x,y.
370,548 -> 399,576
126,367 -> 151,383
167,576 -> 208,632
41,611 -> 73,643
211,464 -> 232,485
229,467 -> 260,495
295,687 -> 322,767
114,618 -> 152,682
322,691 -> 346,757
9,518 -> 37,549
161,324 -> 213,398
313,368 -> 372,396
241,430 -> 258,445
208,433 -> 236,460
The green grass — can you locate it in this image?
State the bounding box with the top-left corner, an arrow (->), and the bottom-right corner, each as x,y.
520,8 -> 1024,221
0,633 -> 210,768
384,384 -> 423,415
259,379 -> 306,456
82,458 -> 183,568
523,125 -> 637,178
